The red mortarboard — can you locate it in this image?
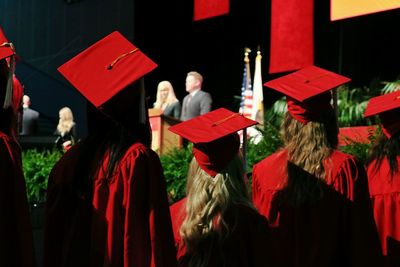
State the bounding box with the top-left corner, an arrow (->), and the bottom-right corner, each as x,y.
364,90 -> 400,138
0,27 -> 17,109
0,27 -> 15,60
169,108 -> 258,177
264,65 -> 351,124
58,31 -> 157,108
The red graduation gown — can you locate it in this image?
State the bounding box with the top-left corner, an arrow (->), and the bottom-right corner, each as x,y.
44,142 -> 177,267
0,132 -> 36,267
367,157 -> 400,266
170,197 -> 275,267
252,149 -> 382,267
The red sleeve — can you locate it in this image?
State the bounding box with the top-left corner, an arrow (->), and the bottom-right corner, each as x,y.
121,147 -> 177,267
0,137 -> 36,267
335,156 -> 383,266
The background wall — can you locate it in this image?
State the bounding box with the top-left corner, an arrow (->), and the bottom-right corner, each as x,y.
1,0 -> 399,137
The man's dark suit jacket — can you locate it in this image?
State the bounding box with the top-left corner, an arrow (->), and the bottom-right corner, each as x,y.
180,90 -> 212,121
21,107 -> 39,135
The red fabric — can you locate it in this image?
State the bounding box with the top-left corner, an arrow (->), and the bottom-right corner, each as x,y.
44,142 -> 177,267
338,125 -> 377,146
0,132 -> 36,267
364,90 -> 400,118
264,66 -> 351,102
169,108 -> 257,144
193,0 -> 229,21
193,134 -> 239,177
252,149 -> 383,266
269,0 -> 314,74
286,93 -> 332,124
367,157 -> 400,266
169,198 -> 187,259
58,31 -> 157,108
170,197 -> 275,266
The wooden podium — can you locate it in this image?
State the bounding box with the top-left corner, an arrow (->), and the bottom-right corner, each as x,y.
149,108 -> 182,155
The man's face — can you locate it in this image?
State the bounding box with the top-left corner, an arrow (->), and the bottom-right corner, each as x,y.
185,75 -> 199,93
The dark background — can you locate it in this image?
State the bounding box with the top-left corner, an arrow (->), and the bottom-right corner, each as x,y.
1,0 -> 399,138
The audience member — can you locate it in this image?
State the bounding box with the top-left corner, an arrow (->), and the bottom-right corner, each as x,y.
169,108 -> 275,266
252,66 -> 382,266
21,94 -> 39,135
180,71 -> 212,121
365,90 -> 400,267
153,80 -> 181,119
44,31 -> 177,267
0,28 -> 36,267
54,106 -> 76,151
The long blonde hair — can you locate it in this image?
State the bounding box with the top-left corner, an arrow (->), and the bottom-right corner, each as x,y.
281,112 -> 338,204
180,155 -> 253,267
153,81 -> 178,110
57,107 -> 75,135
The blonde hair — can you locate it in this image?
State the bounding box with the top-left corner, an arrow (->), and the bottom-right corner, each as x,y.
187,71 -> 203,84
153,81 -> 178,110
180,155 -> 254,267
57,107 -> 75,135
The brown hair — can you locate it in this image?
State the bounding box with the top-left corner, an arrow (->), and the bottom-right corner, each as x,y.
281,111 -> 338,204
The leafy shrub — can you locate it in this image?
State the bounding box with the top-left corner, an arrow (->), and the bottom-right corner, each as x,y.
22,149 -> 62,203
247,122 -> 283,174
160,144 -> 193,203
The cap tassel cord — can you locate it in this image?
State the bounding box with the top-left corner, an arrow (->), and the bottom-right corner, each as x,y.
304,73 -> 329,83
106,48 -> 139,70
211,113 -> 242,127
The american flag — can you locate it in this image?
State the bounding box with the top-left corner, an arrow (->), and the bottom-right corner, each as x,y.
239,48 -> 253,119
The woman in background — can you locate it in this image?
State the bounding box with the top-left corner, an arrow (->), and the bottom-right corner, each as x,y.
365,90 -> 400,267
54,106 -> 76,150
154,80 -> 181,119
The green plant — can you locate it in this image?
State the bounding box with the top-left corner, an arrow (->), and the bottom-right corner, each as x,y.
339,126 -> 380,165
246,122 -> 283,173
159,144 -> 193,203
22,149 -> 62,203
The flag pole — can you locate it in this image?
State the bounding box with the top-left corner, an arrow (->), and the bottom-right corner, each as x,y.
242,47 -> 251,172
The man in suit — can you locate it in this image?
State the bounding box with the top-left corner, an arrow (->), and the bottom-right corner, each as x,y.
21,95 -> 40,135
180,71 -> 212,121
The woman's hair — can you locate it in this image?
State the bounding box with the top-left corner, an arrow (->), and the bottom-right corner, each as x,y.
57,107 -> 75,136
180,154 -> 253,267
153,81 -> 178,109
366,131 -> 400,178
281,111 -> 338,204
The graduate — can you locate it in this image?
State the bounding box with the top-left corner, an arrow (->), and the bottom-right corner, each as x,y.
0,28 -> 36,267
364,90 -> 400,267
44,31 -> 177,267
169,108 -> 275,267
252,66 -> 382,267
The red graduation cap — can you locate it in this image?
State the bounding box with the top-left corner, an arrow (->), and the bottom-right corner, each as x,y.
0,27 -> 17,109
264,65 -> 351,124
169,108 -> 258,177
58,31 -> 157,108
364,90 -> 400,138
0,27 -> 15,60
